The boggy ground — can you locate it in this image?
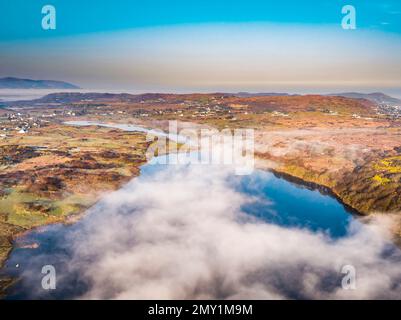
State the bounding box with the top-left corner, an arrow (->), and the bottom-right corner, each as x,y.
6,92 -> 401,221
128,94 -> 401,232
0,123 -> 156,296
20,92 -> 399,220
1,93 -> 401,296
254,127 -> 401,218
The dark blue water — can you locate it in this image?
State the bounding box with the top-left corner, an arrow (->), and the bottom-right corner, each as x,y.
236,171 -> 354,238
1,162 -> 358,299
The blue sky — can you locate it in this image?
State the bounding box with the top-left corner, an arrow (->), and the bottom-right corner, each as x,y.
1,1 -> 401,93
1,0 -> 401,40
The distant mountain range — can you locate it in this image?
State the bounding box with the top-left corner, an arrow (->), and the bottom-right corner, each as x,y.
4,92 -> 185,107
4,90 -> 401,109
327,92 -> 401,106
234,91 -> 401,106
0,77 -> 80,89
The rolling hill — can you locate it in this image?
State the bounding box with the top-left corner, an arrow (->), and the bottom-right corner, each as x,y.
0,77 -> 80,89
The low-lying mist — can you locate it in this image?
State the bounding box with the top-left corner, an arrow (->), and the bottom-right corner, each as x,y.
60,161 -> 401,300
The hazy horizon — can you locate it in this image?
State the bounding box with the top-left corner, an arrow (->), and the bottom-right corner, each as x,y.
1,1 -> 401,95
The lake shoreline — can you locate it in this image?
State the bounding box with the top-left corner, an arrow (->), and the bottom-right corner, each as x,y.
267,168 -> 364,217
0,156 -> 360,297
1,120 -> 398,299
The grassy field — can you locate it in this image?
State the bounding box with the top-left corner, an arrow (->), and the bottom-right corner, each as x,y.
136,95 -> 401,219
1,93 -> 400,296
0,123 -> 162,296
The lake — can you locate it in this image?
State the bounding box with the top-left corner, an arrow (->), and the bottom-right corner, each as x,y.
1,122 -> 400,300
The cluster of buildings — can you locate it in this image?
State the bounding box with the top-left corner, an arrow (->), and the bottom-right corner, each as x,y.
377,104 -> 401,119
133,100 -> 234,120
0,111 -> 48,137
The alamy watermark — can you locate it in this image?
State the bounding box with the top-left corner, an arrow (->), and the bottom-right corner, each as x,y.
145,121 -> 255,176
342,5 -> 357,30
39,4 -> 356,31
41,265 -> 57,290
41,5 -> 56,30
341,264 -> 357,290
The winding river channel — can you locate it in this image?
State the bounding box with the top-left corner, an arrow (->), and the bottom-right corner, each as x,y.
2,121 -> 401,299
